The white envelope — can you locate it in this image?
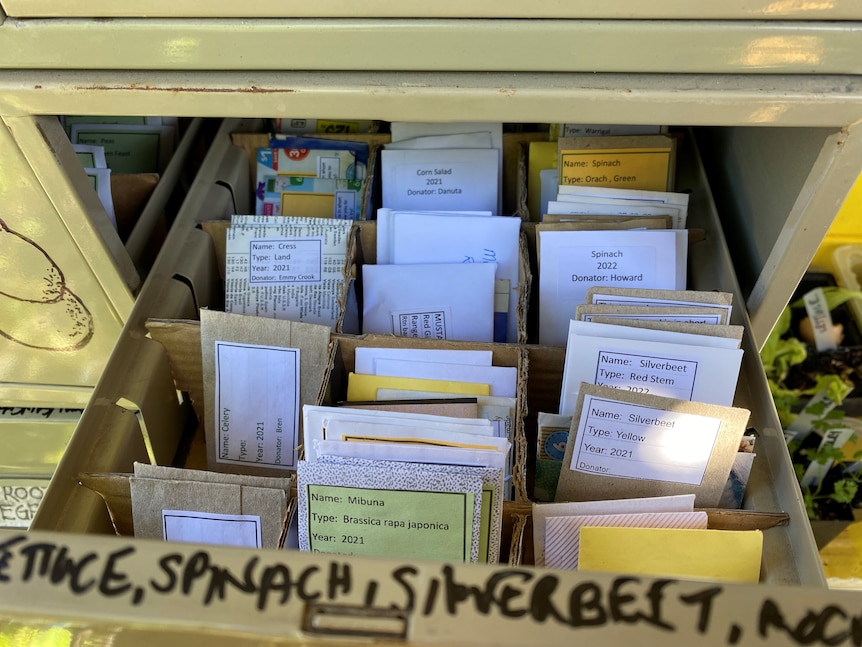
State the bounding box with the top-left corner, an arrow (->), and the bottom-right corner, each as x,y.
558,320 -> 744,415
388,213 -> 521,342
376,208 -> 493,264
381,148 -> 499,213
555,185 -> 689,229
385,132 -> 494,150
391,122 -> 502,150
569,319 -> 742,350
544,510 -> 709,570
538,229 -> 686,345
314,439 -> 509,470
355,346 -> 492,375
391,122 -> 503,213
373,358 -> 517,398
531,494 -> 695,566
362,262 -> 496,342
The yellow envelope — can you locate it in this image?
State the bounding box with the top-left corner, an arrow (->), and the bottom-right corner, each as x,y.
578,526 -> 762,583
346,372 -> 491,402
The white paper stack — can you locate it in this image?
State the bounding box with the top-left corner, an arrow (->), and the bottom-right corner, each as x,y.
372,208 -> 521,342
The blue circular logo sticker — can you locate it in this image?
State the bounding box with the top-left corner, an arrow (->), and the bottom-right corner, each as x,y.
544,430 -> 569,461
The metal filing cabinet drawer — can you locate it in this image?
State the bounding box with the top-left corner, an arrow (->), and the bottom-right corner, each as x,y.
3,6 -> 862,642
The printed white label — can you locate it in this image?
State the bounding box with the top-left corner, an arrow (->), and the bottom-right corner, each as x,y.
558,246 -> 657,300
162,510 -> 262,548
391,308 -> 451,339
248,238 -> 323,285
0,480 -> 48,529
317,156 -> 341,178
594,350 -> 698,400
583,313 -> 724,325
398,162 -> 470,200
560,124 -> 664,137
572,395 -> 721,486
334,190 -> 357,220
215,341 -> 300,469
803,287 -> 838,352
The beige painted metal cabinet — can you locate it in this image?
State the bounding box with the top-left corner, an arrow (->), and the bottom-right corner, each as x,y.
2,4 -> 862,645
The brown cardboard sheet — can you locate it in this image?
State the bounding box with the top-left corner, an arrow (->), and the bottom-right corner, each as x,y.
129,462 -> 292,549
577,304 -> 732,327
556,383 -> 750,507
585,286 -> 734,309
200,309 -> 332,476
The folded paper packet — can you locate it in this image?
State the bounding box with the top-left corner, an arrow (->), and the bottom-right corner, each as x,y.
129,462 -> 294,550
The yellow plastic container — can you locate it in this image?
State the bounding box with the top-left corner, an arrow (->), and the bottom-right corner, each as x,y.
811,172 -> 862,274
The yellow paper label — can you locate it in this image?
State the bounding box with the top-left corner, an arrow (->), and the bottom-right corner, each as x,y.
346,373 -> 490,402
316,120 -> 362,134
305,484 -> 474,561
559,147 -> 672,191
280,192 -> 335,218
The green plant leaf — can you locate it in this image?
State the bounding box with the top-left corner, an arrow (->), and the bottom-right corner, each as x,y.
831,479 -> 858,504
803,489 -> 816,519
761,306 -> 792,371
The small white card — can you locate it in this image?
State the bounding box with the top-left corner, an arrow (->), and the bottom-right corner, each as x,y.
538,229 -> 686,345
556,184 -> 689,228
214,341 -> 300,469
571,394 -> 722,486
162,509 -> 262,548
381,148 -> 499,213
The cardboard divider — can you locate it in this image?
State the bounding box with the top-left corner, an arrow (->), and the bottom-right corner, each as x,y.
38,119 -> 821,586
522,344 -> 566,499
82,320 -> 531,565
